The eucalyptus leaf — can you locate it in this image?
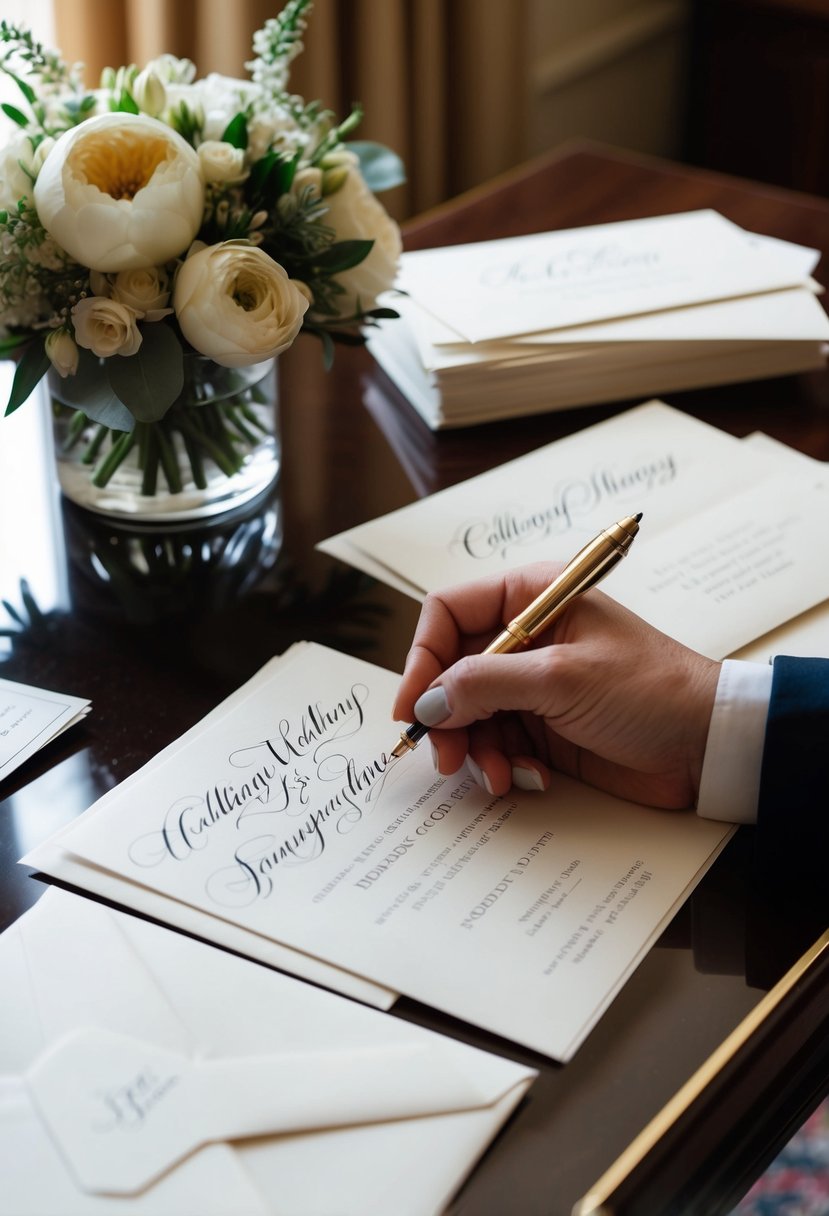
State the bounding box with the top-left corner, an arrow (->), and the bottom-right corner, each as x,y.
346,141 -> 406,192
314,238 -> 374,273
5,339 -> 49,416
106,324 -> 184,423
51,348 -> 135,431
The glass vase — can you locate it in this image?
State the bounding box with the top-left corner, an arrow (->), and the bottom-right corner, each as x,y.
49,355 -> 280,522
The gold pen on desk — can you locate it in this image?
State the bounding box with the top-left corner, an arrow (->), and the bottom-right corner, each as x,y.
389,513 -> 642,761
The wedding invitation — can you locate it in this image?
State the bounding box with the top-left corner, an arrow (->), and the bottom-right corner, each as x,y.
3,887 -> 535,1214
23,642 -> 733,1062
366,213 -> 829,427
0,677 -> 90,782
319,401 -> 829,661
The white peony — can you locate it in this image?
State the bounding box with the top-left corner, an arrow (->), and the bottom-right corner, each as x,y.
294,151 -> 401,317
173,242 -> 309,367
33,112 -> 204,272
72,295 -> 143,357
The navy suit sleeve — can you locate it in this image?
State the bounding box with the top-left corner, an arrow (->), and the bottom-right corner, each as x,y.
756,655 -> 829,899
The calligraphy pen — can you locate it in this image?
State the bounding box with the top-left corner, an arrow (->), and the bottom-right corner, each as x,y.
389,513 -> 642,761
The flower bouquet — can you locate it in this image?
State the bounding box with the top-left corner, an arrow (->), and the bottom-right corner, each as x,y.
0,0 -> 403,517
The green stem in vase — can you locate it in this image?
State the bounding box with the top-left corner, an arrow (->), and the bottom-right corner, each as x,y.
81,423 -> 109,466
63,409 -> 89,452
139,424 -> 160,496
92,428 -> 137,488
225,405 -> 260,446
238,402 -> 270,434
156,423 -> 183,493
180,426 -> 207,489
176,414 -> 243,477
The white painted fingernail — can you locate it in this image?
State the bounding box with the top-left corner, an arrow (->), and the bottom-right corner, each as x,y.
466,755 -> 493,795
512,764 -> 545,792
414,686 -> 450,726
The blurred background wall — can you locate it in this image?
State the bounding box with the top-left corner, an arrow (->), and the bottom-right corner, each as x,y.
9,0 -> 829,219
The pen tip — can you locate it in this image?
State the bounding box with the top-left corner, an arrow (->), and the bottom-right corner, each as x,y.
634,512 -> 643,523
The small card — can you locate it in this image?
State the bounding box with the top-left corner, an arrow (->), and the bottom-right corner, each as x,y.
0,677 -> 90,781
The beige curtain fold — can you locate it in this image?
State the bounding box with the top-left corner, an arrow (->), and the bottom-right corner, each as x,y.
53,0 -> 530,219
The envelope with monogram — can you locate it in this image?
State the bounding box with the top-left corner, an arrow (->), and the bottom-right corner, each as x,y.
1,888 -> 536,1215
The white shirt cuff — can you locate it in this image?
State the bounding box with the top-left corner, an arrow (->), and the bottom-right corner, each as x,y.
696,659 -> 773,824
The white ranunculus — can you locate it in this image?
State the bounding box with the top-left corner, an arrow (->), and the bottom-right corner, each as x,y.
296,151 -> 401,318
197,140 -> 246,183
33,112 -> 204,272
173,242 -> 309,367
72,295 -> 143,357
111,266 -> 171,320
45,328 -> 79,377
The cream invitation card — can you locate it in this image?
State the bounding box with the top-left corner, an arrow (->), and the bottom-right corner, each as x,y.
23,643 -> 732,1062
0,677 -> 90,781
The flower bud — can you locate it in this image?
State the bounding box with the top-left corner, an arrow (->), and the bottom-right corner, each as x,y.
132,67 -> 166,118
45,328 -> 80,378
99,66 -> 117,91
322,165 -> 349,196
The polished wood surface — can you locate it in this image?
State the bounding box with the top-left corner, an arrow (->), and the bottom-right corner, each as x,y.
2,141 -> 828,1215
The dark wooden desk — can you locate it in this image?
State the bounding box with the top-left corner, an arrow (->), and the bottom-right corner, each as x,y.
2,141 -> 828,1215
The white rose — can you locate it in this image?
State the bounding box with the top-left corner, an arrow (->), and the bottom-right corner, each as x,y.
196,74 -> 263,141
33,112 -> 204,272
197,140 -> 246,183
173,242 -> 309,367
45,328 -> 80,377
111,266 -> 171,320
72,295 -> 143,357
298,151 -> 401,317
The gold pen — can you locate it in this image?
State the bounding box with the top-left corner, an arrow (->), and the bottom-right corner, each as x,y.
389,513 -> 642,761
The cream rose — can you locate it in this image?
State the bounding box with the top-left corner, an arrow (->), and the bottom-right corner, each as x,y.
295,151 -> 401,317
111,266 -> 171,320
173,242 -> 309,367
72,295 -> 143,357
0,131 -> 39,211
33,112 -> 204,272
197,140 -> 246,183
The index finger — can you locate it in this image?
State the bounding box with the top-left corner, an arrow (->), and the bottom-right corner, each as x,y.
392,563 -> 564,721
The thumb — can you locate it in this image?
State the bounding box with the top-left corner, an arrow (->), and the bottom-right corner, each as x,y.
414,649 -> 559,729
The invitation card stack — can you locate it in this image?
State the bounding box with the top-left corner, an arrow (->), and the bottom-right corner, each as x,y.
0,677 -> 90,782
367,211 -> 829,428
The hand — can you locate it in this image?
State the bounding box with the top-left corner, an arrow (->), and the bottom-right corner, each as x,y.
392,563 -> 720,809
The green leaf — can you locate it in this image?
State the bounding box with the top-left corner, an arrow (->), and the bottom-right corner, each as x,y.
222,112 -> 248,149
106,323 -> 184,423
346,141 -> 406,193
313,239 -> 374,274
115,88 -> 139,115
52,348 -> 135,431
4,338 -> 49,416
8,71 -> 35,105
1,102 -> 29,128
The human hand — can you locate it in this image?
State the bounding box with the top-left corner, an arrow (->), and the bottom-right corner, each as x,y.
391,563 -> 720,809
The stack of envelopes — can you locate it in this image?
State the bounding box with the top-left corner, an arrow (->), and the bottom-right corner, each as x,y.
367,211 -> 829,428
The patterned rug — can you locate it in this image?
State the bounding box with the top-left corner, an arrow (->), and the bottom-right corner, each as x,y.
731,1098 -> 829,1215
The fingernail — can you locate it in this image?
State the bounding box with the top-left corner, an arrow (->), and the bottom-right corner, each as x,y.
512,764 -> 545,792
466,755 -> 493,795
414,685 -> 450,727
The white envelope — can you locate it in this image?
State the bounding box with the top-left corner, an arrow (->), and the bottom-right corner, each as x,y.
0,888 -> 536,1216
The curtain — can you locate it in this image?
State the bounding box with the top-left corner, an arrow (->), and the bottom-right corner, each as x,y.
52,0 -> 530,219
